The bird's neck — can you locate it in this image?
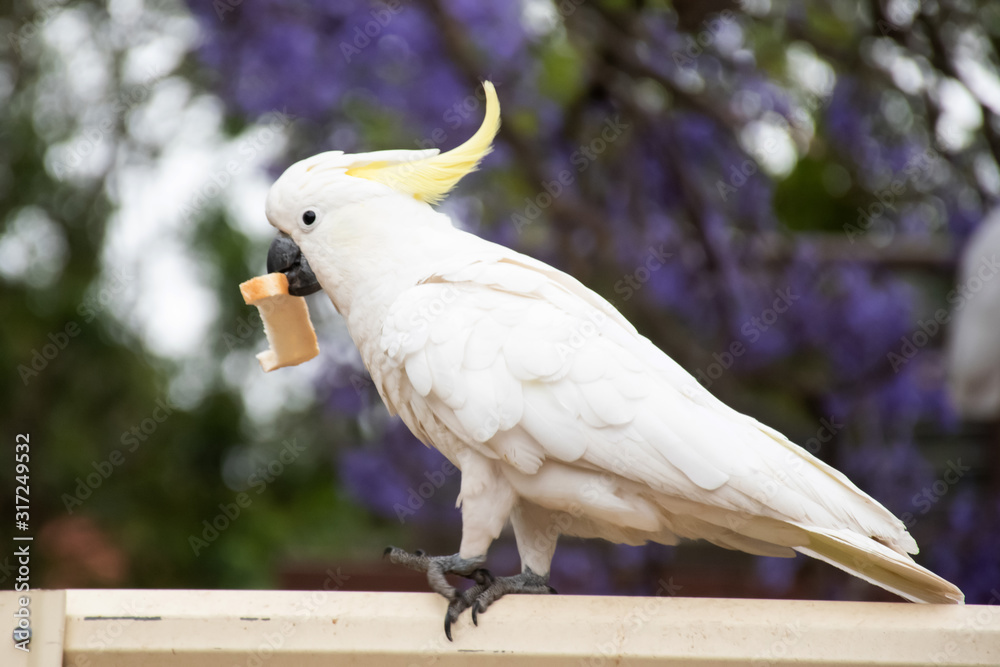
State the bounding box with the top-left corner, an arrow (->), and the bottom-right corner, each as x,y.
315,201 -> 484,364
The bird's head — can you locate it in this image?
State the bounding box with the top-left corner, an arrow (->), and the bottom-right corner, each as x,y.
263,81 -> 500,296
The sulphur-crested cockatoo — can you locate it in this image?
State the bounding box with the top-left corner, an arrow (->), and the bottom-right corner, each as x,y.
947,205 -> 1000,418
263,82 -> 963,639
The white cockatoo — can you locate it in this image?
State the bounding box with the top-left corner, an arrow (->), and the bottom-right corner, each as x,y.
263,82 -> 963,638
947,205 -> 1000,418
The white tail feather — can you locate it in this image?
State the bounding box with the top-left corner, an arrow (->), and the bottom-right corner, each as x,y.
795,526 -> 964,604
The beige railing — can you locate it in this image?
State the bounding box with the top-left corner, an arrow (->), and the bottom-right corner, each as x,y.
2,589 -> 999,666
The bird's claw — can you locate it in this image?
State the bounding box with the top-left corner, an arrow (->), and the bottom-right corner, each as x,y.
444,567 -> 555,640
471,568 -> 494,586
444,595 -> 471,641
383,546 -> 487,600
383,548 -> 554,641
471,599 -> 483,626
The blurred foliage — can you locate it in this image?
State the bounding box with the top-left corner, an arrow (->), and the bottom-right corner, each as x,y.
0,0 -> 402,591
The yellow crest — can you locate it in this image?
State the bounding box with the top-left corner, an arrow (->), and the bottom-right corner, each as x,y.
345,81 -> 500,205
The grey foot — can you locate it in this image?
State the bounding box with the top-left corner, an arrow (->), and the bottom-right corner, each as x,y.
382,546 -> 490,600
444,567 -> 556,640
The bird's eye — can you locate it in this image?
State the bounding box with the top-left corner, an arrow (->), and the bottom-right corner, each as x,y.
302,210 -> 317,226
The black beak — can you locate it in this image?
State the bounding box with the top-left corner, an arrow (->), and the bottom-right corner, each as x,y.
267,232 -> 322,296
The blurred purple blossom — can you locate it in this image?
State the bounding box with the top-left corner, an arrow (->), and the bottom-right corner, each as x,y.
338,419 -> 461,527
754,554 -> 801,595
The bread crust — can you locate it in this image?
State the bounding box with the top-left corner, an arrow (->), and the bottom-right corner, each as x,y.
240,273 -> 320,372
240,272 -> 290,302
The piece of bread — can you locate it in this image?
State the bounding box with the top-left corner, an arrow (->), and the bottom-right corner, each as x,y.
239,273 -> 319,372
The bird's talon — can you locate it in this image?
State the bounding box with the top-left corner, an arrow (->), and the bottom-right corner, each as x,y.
444,595 -> 470,641
384,551 -> 552,638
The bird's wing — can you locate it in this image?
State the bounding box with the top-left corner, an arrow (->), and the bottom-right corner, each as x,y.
380,254 -> 917,555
